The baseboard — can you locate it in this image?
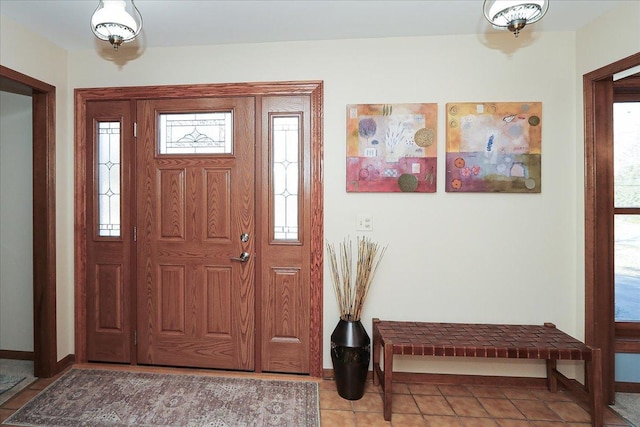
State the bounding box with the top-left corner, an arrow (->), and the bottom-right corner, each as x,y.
616,381 -> 640,393
56,354 -> 75,373
0,350 -> 34,360
323,368 -> 552,388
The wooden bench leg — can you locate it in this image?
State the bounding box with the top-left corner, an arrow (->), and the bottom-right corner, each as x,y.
546,359 -> 558,392
382,342 -> 393,421
588,347 -> 603,427
373,318 -> 380,386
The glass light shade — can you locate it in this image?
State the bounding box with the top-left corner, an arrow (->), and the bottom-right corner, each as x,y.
91,0 -> 142,49
483,0 -> 549,36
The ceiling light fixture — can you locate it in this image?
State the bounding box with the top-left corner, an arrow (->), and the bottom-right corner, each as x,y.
483,0 -> 549,37
90,0 -> 142,50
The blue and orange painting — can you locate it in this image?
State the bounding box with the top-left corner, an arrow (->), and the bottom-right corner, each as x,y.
446,102 -> 542,193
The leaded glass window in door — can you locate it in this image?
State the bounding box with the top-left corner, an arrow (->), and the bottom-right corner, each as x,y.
272,116 -> 300,241
97,121 -> 121,237
158,112 -> 232,154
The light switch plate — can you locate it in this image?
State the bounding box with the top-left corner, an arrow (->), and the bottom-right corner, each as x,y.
356,214 -> 373,231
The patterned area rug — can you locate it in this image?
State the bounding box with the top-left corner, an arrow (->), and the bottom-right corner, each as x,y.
4,368 -> 320,427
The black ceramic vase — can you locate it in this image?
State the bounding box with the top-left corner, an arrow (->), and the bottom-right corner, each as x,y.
330,319 -> 370,400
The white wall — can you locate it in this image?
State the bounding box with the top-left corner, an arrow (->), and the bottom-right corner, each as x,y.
0,15 -> 72,360
0,91 -> 33,352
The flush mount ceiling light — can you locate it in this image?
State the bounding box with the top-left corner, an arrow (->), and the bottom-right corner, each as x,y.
91,0 -> 142,50
483,0 -> 549,37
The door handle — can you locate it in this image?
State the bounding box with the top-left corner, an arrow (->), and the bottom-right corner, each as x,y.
230,252 -> 250,262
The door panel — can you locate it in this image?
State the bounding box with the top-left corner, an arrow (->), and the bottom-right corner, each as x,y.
136,97 -> 255,370
85,100 -> 133,363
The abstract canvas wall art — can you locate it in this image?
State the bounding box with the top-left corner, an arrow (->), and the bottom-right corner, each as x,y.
347,103 -> 437,193
445,102 -> 542,193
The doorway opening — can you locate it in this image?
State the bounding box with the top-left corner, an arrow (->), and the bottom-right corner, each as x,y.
0,65 -> 57,378
584,52 -> 640,403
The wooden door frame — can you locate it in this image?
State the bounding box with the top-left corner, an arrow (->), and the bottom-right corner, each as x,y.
0,65 -> 57,378
74,81 -> 324,377
584,52 -> 640,404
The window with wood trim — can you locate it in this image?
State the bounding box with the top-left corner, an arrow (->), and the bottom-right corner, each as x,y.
614,76 -> 640,357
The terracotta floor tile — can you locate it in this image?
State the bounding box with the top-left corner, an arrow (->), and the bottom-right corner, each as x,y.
391,382 -> 411,394
389,413 -> 428,427
459,417 -> 500,426
502,388 -> 539,400
512,400 -> 563,422
392,393 -> 420,414
478,397 -> 526,419
0,408 -> 15,423
28,377 -> 56,390
320,380 -> 339,391
496,420 -> 533,427
415,394 -> 457,416
363,380 -> 382,394
530,389 -> 574,402
424,415 -> 464,426
409,383 -> 442,395
545,401 -> 590,423
440,384 -> 474,397
470,386 -> 508,399
0,389 -> 40,410
354,411 -> 392,426
530,422 -> 571,427
320,389 -> 354,411
447,396 -> 490,418
320,409 -> 356,427
351,390 -> 383,413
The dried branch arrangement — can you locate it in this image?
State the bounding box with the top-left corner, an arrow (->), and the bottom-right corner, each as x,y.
326,237 -> 387,321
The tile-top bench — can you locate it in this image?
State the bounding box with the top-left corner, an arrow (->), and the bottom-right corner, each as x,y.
372,318 -> 603,426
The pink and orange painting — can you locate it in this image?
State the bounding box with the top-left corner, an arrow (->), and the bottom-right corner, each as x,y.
346,103 -> 438,193
446,102 -> 542,193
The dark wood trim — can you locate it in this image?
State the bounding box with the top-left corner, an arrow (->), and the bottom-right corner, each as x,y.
254,96 -> 263,374
73,89 -> 88,365
584,52 -> 640,405
615,339 -> 640,353
0,350 -> 34,360
616,322 -> 640,336
0,65 -> 57,379
55,354 -> 75,372
75,81 -> 324,377
614,75 -> 640,96
615,381 -> 640,393
309,82 -> 324,377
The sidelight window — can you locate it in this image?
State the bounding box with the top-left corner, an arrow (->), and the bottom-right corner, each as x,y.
97,121 -> 121,237
272,116 -> 300,241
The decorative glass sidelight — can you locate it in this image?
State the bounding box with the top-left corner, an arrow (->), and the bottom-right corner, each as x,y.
97,121 -> 121,237
158,112 -> 232,154
272,116 -> 300,241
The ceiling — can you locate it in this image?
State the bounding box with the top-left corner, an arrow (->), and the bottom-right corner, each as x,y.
0,1 -> 629,52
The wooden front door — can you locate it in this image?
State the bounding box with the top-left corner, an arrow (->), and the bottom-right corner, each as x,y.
136,97 -> 255,370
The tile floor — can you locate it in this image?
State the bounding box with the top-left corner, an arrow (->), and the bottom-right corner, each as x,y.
318,380 -> 631,427
0,368 -> 632,427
